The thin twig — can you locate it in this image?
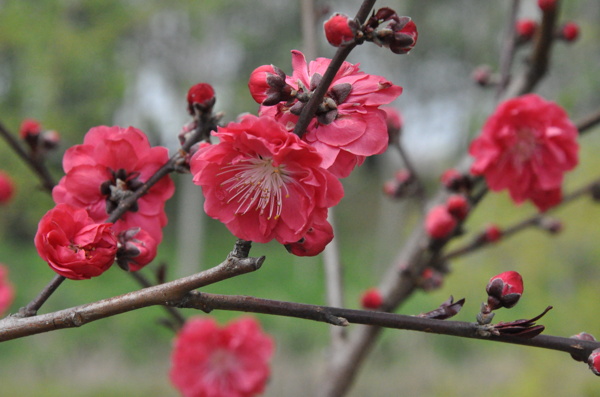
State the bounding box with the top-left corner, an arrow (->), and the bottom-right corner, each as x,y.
0,121 -> 56,192
292,0 -> 377,138
16,274 -> 66,317
495,0 -> 521,99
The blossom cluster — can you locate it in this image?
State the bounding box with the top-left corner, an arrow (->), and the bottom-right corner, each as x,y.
35,126 -> 174,279
191,50 -> 403,255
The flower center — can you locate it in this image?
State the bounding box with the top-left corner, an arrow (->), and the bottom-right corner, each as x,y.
100,168 -> 143,215
220,156 -> 292,219
511,128 -> 539,166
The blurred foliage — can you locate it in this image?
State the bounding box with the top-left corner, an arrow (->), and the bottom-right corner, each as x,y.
0,0 -> 599,396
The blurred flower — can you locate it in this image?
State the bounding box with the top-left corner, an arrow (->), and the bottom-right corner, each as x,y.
360,287 -> 383,309
486,271 -> 523,310
34,204 -> 117,280
425,205 -> 457,240
324,13 -> 357,47
190,114 -> 343,246
170,317 -> 274,397
116,227 -> 157,272
0,171 -> 15,205
260,50 -> 402,177
0,265 -> 14,316
52,126 -> 174,243
469,94 -> 579,212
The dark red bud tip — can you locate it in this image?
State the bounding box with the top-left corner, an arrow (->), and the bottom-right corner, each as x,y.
360,288 -> 383,310
537,0 -> 557,12
483,224 -> 502,243
588,349 -> 600,376
187,83 -> 215,115
19,118 -> 42,139
486,271 -> 523,310
324,13 -> 357,47
446,194 -> 469,220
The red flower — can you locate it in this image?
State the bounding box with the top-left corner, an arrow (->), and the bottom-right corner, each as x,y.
260,50 -> 402,177
0,171 -> 15,205
425,205 -> 457,239
191,115 -> 343,246
52,126 -> 175,243
116,227 -> 157,272
34,204 -> 118,280
560,22 -> 580,42
0,265 -> 14,316
324,13 -> 356,47
469,94 -> 579,211
486,271 -> 523,310
170,317 -> 274,397
187,83 -> 215,114
284,212 -> 334,256
360,288 -> 383,309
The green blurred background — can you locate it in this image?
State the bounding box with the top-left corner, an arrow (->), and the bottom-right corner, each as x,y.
0,0 -> 599,396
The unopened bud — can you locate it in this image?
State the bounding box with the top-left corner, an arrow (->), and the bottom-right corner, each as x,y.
360,288 -> 383,310
537,0 -> 557,12
425,205 -> 457,240
588,349 -> 600,376
0,171 -> 15,205
187,83 -> 215,115
559,22 -> 580,42
324,13 -> 357,47
486,271 -> 523,310
515,19 -> 538,41
446,194 -> 469,220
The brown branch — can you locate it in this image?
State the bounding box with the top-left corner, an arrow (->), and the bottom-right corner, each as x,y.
0,252 -> 264,342
504,0 -> 559,98
0,121 -> 56,192
292,0 -> 376,137
442,175 -> 600,262
495,0 -> 521,98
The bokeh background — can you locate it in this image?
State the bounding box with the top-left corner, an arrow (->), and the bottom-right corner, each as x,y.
0,0 -> 599,396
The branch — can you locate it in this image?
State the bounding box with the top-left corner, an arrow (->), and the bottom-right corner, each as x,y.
504,0 -> 559,98
292,0 -> 376,137
0,121 -> 56,192
495,0 -> 521,98
181,292 -> 600,362
0,251 -> 264,342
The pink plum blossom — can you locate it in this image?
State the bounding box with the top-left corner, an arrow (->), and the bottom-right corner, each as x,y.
190,114 -> 343,250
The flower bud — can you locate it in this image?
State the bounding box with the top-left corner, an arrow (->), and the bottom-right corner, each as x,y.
516,19 -> 538,41
0,264 -> 14,316
484,224 -> 502,243
116,227 -> 158,272
248,64 -> 292,106
446,194 -> 469,220
560,22 -> 580,42
425,205 -> 457,240
360,288 -> 383,310
40,130 -> 60,150
19,118 -> 41,140
419,267 -> 444,291
486,271 -> 523,310
589,348 -> 600,376
187,83 -> 215,115
570,332 -> 597,362
471,65 -> 495,87
324,13 -> 357,47
537,0 -> 556,12
0,171 -> 15,205
284,218 -> 334,257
